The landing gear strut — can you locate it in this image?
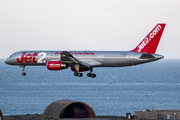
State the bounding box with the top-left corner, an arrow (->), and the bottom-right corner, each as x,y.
20,65 -> 26,76
73,64 -> 83,77
87,67 -> 96,78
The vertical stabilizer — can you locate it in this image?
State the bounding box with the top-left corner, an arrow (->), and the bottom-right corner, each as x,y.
131,23 -> 166,54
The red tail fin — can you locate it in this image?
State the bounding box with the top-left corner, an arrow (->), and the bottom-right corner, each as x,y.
131,23 -> 166,54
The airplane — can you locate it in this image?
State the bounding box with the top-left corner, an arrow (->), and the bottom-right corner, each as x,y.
5,23 -> 166,78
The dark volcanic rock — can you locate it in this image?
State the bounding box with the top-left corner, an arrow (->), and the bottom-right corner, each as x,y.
4,114 -> 126,120
4,114 -> 44,120
0,109 -> 4,120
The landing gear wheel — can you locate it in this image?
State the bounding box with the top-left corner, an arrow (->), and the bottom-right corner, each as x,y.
78,73 -> 83,77
74,72 -> 78,76
87,73 -> 91,77
22,72 -> 26,76
91,74 -> 96,78
87,73 -> 96,78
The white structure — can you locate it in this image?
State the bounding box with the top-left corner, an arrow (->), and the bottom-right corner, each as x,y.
135,109 -> 180,119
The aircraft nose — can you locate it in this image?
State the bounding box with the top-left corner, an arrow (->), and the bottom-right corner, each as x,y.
5,59 -> 10,64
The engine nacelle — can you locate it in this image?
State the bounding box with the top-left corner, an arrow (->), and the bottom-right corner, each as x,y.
47,61 -> 68,70
71,67 -> 90,72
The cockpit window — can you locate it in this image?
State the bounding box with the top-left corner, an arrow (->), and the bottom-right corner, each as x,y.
9,55 -> 13,58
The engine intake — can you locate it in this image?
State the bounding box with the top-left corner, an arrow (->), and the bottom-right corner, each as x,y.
47,61 -> 68,70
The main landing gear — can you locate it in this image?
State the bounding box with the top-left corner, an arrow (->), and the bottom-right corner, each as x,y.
74,72 -> 83,77
87,67 -> 96,78
87,73 -> 96,78
20,65 -> 26,76
73,67 -> 96,78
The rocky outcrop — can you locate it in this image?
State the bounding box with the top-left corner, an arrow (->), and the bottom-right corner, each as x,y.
0,109 -> 4,120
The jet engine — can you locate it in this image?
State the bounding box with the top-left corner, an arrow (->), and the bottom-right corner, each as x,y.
47,61 -> 68,70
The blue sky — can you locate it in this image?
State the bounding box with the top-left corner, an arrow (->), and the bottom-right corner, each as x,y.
0,0 -> 180,58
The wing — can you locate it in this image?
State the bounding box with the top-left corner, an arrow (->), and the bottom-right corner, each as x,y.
60,51 -> 102,72
61,51 -> 87,66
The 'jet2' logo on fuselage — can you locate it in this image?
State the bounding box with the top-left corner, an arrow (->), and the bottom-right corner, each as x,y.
17,52 -> 46,63
138,25 -> 162,52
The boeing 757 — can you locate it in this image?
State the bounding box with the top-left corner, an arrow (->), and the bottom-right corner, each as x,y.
5,23 -> 166,78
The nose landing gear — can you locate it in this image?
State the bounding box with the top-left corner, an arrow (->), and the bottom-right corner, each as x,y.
20,65 -> 26,76
22,72 -> 26,76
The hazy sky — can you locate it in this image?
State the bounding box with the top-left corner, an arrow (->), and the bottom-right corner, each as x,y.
0,0 -> 180,58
